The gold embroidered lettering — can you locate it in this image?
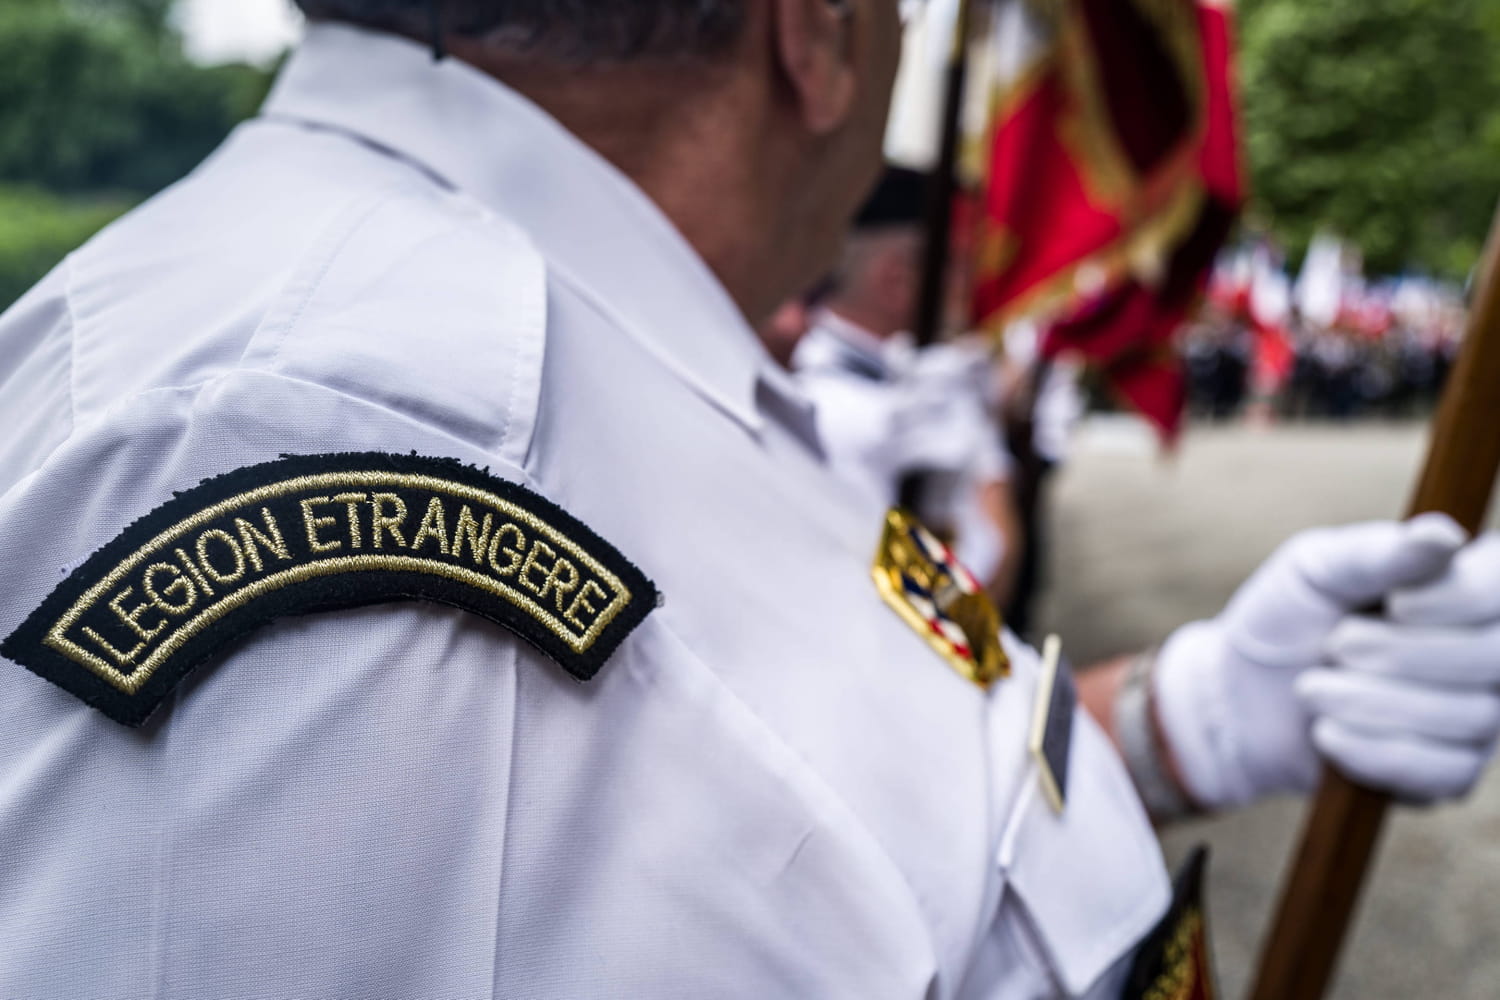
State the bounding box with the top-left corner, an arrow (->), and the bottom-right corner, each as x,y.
518,539 -> 557,596
452,505 -> 494,566
565,580 -> 611,633
487,523 -> 526,576
300,497 -> 341,554
411,496 -> 451,555
538,556 -> 580,611
82,625 -> 145,667
37,468 -> 641,700
109,586 -> 167,642
142,562 -> 197,615
196,529 -> 247,584
332,493 -> 367,548
370,493 -> 409,549
235,508 -> 291,572
175,546 -> 215,598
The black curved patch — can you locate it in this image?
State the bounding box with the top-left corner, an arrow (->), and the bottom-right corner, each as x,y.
2,452 -> 657,727
1123,847 -> 1218,999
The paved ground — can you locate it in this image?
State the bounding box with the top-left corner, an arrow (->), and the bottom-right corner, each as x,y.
1035,418 -> 1500,1000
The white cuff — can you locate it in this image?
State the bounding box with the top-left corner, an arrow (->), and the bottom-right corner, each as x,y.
1153,620 -> 1255,809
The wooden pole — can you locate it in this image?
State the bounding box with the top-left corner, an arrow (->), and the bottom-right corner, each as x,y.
1248,200 -> 1500,1000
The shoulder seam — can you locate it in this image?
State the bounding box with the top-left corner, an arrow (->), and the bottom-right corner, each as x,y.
235,184 -> 546,461
59,255 -> 81,442
251,183 -> 412,374
114,370 -> 526,461
490,211 -> 547,467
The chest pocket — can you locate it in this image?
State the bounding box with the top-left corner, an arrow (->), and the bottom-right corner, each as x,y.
975,637 -> 1173,998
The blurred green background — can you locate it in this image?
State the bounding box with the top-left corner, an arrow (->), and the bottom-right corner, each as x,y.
1238,0 -> 1500,279
1,0 -> 1498,313
0,0 -> 273,309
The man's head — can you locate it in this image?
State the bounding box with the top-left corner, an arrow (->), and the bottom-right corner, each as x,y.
293,1 -> 906,326
823,165 -> 927,340
292,1 -> 746,63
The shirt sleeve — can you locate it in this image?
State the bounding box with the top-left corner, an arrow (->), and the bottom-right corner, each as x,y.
0,366 -> 950,999
0,263 -> 75,494
0,368 -> 552,998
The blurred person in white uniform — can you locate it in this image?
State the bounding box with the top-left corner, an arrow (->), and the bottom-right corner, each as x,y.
2,4 -> 1500,999
792,166 -> 1024,607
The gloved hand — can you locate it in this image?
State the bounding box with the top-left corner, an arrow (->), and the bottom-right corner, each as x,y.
1153,513 -> 1500,809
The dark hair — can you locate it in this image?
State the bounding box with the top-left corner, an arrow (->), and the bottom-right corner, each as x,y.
293,1 -> 746,62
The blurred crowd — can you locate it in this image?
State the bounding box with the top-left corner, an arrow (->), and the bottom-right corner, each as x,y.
1185,237 -> 1468,422
1183,306 -> 1462,422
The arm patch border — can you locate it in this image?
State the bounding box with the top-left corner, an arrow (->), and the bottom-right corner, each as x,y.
2,452 -> 657,727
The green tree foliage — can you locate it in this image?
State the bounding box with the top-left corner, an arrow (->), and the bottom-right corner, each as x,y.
1238,0 -> 1500,278
0,0 -> 272,195
0,187 -> 130,307
0,0 -> 273,311
75,0 -> 177,37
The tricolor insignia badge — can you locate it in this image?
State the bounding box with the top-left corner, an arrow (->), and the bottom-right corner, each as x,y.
870,507 -> 1010,689
2,452 -> 657,727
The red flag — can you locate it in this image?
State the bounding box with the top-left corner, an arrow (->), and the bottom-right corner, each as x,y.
1018,1 -> 1246,440
971,0 -> 1210,328
1049,299 -> 1191,440
1111,349 -> 1191,443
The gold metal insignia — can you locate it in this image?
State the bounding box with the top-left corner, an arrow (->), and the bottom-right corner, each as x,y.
870,507 -> 1010,689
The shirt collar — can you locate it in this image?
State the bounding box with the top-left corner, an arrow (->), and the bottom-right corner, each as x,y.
261,22 -> 779,433
805,309 -> 906,379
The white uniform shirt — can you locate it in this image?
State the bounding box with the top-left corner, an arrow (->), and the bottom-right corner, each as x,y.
0,24 -> 1168,999
791,312 -> 911,504
793,315 -> 1015,583
1001,321 -> 1085,466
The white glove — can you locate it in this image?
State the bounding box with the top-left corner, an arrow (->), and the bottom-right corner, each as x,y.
1154,513 -> 1500,809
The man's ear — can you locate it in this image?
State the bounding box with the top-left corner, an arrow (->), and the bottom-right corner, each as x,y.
770,0 -> 859,134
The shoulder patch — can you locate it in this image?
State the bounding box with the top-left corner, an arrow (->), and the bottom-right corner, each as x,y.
1123,846 -> 1219,1000
3,452 -> 657,727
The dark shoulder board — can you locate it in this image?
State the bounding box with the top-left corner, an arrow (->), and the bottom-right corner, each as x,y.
3,452 -> 657,727
1121,846 -> 1219,1000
